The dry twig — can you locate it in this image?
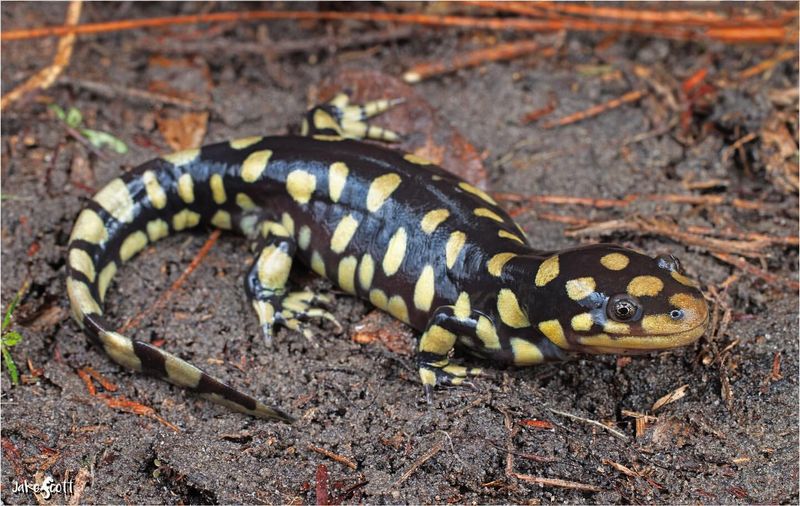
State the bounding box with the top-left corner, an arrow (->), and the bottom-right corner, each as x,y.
711,252 -> 798,290
404,39 -> 542,83
509,472 -> 604,493
2,8 -> 792,44
307,444 -> 358,470
393,438 -> 445,486
547,407 -> 629,441
57,77 -> 208,110
541,90 -> 646,128
1,0 -> 82,110
565,217 -> 770,258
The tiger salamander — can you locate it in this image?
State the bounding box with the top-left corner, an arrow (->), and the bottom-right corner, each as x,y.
66,95 -> 709,422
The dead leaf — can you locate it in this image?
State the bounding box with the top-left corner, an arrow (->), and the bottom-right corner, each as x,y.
157,111 -> 208,151
351,310 -> 415,355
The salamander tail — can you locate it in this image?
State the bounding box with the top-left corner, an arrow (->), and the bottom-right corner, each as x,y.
74,310 -> 295,422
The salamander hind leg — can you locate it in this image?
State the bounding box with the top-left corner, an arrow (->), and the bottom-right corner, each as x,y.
245,220 -> 340,344
301,93 -> 403,142
417,306 -> 485,403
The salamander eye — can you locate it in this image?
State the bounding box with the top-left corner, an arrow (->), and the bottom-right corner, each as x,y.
607,294 -> 641,322
670,309 -> 684,320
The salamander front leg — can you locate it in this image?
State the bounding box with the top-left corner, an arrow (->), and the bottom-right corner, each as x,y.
417,306 -> 486,403
245,221 -> 340,345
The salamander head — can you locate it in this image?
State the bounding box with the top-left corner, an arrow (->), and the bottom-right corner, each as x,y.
532,245 -> 709,354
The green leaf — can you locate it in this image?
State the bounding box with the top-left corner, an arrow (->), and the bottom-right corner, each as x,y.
2,345 -> 19,385
2,331 -> 22,347
81,129 -> 128,154
48,104 -> 66,121
2,293 -> 20,332
66,107 -> 83,128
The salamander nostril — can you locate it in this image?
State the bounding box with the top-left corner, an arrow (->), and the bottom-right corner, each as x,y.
670,309 -> 684,320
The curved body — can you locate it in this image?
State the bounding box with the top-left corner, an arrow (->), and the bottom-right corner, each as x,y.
66,99 -> 709,420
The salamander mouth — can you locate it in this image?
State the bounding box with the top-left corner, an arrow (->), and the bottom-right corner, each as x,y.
576,312 -> 710,353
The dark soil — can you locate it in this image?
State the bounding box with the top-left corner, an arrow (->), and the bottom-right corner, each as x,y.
2,3 -> 798,504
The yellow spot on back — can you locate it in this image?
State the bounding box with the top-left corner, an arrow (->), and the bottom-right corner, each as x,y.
358,254 -> 375,290
229,136 -> 263,149
97,262 -> 117,301
510,338 -> 544,365
328,162 -> 348,203
67,278 -> 101,323
172,209 -> 201,231
498,230 -> 524,243
369,289 -> 388,310
94,178 -> 134,223
120,231 -> 148,262
241,149 -> 272,182
487,252 -> 516,277
538,320 -> 568,349
566,277 -> 596,301
236,192 -> 256,210
261,221 -> 289,238
476,316 -> 500,350
338,256 -> 358,294
413,265 -> 436,312
454,292 -> 471,320
211,210 -> 232,229
146,219 -> 169,242
571,313 -> 593,331
535,255 -> 559,287
403,153 -> 432,165
445,231 -> 466,269
474,208 -> 504,222
142,171 -> 167,209
382,227 -> 407,276
177,174 -> 195,203
162,148 -> 199,166
458,182 -> 497,205
69,248 -> 96,282
311,250 -> 326,277
627,275 -> 664,297
257,245 -> 292,290
497,289 -> 530,328
600,252 -> 629,270
387,296 -> 409,323
281,212 -> 295,235
210,174 -> 227,204
330,214 -> 359,254
421,209 -> 450,234
367,173 -> 401,212
671,271 -> 700,288
286,170 -> 316,204
70,209 -> 108,245
297,225 -> 311,250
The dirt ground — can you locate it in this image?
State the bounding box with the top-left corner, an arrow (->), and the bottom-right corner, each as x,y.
1,2 -> 798,504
